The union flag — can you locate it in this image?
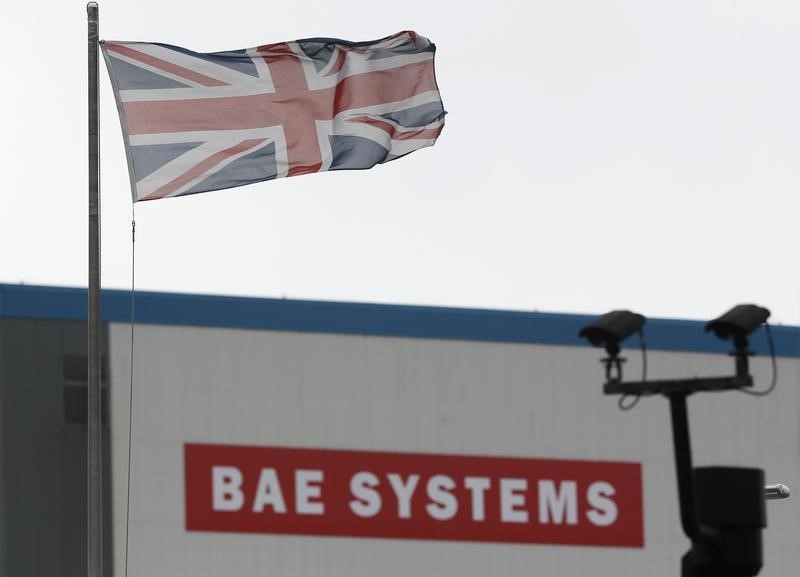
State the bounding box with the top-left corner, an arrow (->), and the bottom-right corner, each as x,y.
101,31 -> 445,202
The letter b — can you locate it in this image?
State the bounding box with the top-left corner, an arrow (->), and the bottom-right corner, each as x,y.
212,466 -> 244,511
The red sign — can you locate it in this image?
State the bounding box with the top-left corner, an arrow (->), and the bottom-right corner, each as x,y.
184,443 -> 643,547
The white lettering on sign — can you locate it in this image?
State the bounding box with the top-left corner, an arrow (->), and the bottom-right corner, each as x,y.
252,468 -> 287,513
187,444 -> 643,547
500,478 -> 529,523
538,480 -> 578,525
426,475 -> 458,520
295,469 -> 325,515
387,473 -> 420,519
349,471 -> 382,517
586,480 -> 618,526
212,466 -> 244,511
464,476 -> 491,521
210,466 -> 621,528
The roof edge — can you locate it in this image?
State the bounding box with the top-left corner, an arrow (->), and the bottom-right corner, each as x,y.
1,284 -> 798,357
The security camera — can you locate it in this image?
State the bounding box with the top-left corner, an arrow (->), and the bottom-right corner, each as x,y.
579,310 -> 645,356
705,305 -> 770,344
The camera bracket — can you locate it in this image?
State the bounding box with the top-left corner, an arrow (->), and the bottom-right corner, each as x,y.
603,372 -> 760,577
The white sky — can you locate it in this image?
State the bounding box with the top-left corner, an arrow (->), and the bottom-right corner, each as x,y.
3,0 -> 799,325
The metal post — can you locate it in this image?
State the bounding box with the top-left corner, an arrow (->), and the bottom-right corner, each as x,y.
667,392 -> 716,546
668,392 -> 705,543
87,3 -> 102,577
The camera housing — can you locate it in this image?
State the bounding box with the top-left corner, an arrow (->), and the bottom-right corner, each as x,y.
705,305 -> 770,345
579,310 -> 645,356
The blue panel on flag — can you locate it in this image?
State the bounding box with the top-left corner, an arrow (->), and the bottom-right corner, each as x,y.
296,42 -> 336,73
130,142 -> 204,181
153,43 -> 262,78
367,38 -> 431,59
183,142 -> 279,195
108,56 -> 191,90
329,136 -> 390,170
381,102 -> 446,128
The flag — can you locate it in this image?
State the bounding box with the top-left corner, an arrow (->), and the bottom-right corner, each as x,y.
100,31 -> 445,202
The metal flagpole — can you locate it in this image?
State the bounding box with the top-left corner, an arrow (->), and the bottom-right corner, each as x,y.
87,3 -> 103,577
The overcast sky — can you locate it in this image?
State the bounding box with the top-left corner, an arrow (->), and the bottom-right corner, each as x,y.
3,0 -> 799,325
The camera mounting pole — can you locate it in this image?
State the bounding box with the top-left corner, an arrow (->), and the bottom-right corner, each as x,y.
602,354 -> 757,544
604,374 -> 765,577
600,346 -> 625,382
668,391 -> 709,545
584,304 -> 777,577
604,375 -> 750,549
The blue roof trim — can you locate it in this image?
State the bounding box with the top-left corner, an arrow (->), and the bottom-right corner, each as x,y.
1,284 -> 798,357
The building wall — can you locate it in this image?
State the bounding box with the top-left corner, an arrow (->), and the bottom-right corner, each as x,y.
0,318 -> 112,577
107,321 -> 799,577
1,285 -> 796,577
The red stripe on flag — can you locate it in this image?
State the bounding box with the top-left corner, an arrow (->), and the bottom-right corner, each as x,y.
106,43 -> 228,88
334,60 -> 439,112
122,60 -> 438,135
322,48 -> 347,77
349,116 -> 444,140
140,138 -> 267,201
262,43 -> 309,92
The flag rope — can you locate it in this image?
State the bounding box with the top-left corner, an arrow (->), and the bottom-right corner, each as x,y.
124,208 -> 136,577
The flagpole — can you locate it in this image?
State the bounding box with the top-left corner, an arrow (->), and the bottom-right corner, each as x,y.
87,3 -> 103,577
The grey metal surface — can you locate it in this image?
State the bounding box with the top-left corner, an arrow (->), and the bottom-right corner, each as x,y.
86,3 -> 103,577
0,318 -> 112,576
106,322 -> 800,577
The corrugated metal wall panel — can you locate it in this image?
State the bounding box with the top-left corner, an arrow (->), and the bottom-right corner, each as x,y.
108,323 -> 799,577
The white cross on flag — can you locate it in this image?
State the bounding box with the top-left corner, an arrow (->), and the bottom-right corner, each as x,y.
101,31 -> 445,202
